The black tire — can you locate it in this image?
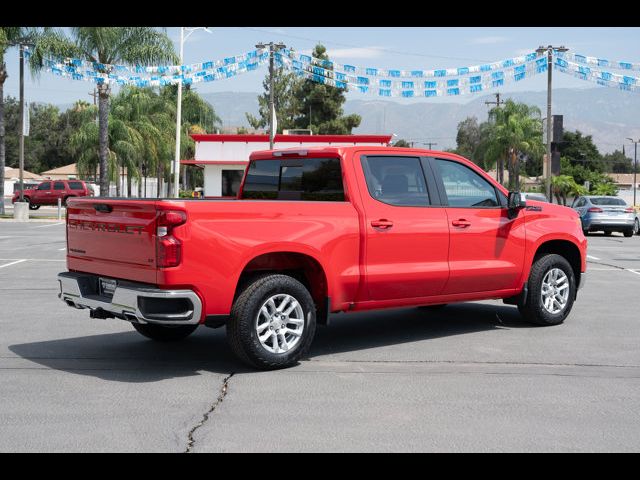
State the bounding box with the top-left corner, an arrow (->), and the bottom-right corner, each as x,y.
227,273 -> 316,370
418,304 -> 447,310
518,253 -> 576,326
604,231 -> 612,236
634,218 -> 640,235
25,198 -> 39,210
132,322 -> 198,341
624,229 -> 634,238
582,229 -> 589,236
62,196 -> 70,207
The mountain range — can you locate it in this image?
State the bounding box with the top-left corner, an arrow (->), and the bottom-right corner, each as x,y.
201,88 -> 640,155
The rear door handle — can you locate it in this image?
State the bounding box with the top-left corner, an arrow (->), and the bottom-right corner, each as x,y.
452,219 -> 471,228
371,219 -> 394,230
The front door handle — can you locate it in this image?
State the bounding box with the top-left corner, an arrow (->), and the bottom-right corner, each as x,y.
371,219 -> 394,230
452,219 -> 471,228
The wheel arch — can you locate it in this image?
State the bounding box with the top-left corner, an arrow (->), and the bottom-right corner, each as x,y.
532,239 -> 583,289
235,251 -> 330,324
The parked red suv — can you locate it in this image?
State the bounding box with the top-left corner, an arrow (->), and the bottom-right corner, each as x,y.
12,179 -> 93,210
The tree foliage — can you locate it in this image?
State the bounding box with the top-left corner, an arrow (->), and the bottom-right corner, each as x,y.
247,44 -> 361,135
29,28 -> 178,196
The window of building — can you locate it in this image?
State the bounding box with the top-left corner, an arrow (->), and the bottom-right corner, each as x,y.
221,170 -> 244,197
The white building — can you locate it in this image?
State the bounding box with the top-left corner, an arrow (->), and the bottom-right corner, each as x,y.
183,133 -> 393,197
3,167 -> 45,197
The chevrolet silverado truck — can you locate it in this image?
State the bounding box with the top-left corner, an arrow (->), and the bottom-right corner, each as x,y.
57,147 -> 587,369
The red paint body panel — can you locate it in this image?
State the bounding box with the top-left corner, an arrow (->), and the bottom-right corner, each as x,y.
63,146 -> 587,325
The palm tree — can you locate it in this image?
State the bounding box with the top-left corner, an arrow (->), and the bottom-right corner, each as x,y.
30,28 -> 178,196
484,100 -> 544,191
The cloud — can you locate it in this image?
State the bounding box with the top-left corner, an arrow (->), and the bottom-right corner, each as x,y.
471,36 -> 509,45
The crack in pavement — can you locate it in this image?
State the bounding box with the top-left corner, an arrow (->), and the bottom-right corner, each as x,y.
184,373 -> 234,453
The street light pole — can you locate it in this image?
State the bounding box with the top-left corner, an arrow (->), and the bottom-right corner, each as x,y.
256,41 -> 286,149
536,45 -> 568,202
173,27 -> 212,198
628,138 -> 639,207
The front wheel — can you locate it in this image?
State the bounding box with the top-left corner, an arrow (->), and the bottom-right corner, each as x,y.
518,254 -> 576,326
132,322 -> 198,341
25,198 -> 39,210
227,274 -> 316,370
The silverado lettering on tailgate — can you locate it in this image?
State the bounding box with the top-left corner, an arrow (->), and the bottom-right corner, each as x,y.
68,219 -> 144,235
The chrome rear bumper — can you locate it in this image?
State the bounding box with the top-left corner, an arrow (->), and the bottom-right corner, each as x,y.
57,271 -> 202,325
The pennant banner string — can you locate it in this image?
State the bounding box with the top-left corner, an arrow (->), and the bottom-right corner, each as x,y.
556,51 -> 640,72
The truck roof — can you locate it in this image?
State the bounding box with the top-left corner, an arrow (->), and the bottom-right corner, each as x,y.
249,145 -> 457,161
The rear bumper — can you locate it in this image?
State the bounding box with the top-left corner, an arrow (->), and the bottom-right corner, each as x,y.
583,217 -> 634,231
57,271 -> 202,325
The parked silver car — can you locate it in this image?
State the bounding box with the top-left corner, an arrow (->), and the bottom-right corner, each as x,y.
571,195 -> 639,237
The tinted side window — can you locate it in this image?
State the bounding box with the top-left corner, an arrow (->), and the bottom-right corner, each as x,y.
54,181 -> 65,190
434,159 -> 499,207
361,156 -> 430,206
242,158 -> 344,201
68,181 -> 84,190
37,182 -> 51,190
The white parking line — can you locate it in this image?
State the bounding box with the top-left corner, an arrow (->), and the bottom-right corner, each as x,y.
626,269 -> 640,276
586,255 -> 601,260
30,222 -> 64,229
58,248 -> 66,251
0,259 -> 27,269
0,258 -> 65,262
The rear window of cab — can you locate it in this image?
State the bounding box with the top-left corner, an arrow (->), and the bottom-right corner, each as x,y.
242,158 -> 344,201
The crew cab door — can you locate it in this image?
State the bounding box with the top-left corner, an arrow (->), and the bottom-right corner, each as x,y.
427,157 -> 526,294
33,181 -> 52,204
354,153 -> 449,301
53,181 -> 66,204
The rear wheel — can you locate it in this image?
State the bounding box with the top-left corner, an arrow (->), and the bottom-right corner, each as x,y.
604,231 -> 612,236
634,218 -> 639,235
518,254 -> 576,326
624,229 -> 634,238
132,322 -> 198,341
227,274 -> 316,370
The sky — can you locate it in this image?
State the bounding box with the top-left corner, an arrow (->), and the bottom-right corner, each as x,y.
3,26 -> 640,106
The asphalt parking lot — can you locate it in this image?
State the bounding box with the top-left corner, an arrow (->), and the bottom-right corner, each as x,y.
1,221 -> 639,452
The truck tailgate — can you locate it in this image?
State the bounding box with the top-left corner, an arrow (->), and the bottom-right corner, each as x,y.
66,199 -> 158,284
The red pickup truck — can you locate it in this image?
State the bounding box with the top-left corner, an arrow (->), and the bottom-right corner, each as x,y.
58,147 -> 587,369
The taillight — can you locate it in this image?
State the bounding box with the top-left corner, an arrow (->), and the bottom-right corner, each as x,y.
156,210 -> 187,268
625,207 -> 634,213
588,207 -> 603,213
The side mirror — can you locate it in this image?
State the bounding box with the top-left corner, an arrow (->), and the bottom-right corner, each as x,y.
507,191 -> 527,218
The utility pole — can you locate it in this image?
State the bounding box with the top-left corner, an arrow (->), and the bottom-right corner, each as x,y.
485,92 -> 503,109
536,45 -> 568,201
256,41 -> 286,149
88,88 -> 98,126
18,43 -> 26,202
424,142 -> 438,150
628,138 -> 639,206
